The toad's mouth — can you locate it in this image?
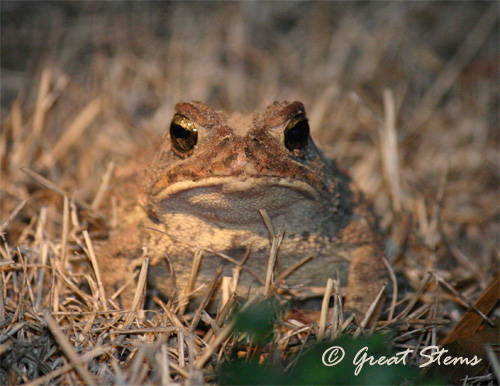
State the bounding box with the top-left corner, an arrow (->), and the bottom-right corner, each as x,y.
150,176 -> 324,224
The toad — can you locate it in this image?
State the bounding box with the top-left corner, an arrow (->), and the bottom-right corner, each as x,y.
99,101 -> 387,319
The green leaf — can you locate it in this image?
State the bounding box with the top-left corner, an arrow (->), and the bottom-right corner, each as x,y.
233,299 -> 281,346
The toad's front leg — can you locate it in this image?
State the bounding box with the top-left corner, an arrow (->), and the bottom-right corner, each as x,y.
337,212 -> 387,322
344,242 -> 387,322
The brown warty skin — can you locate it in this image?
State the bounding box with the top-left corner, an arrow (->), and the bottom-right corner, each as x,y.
98,101 -> 387,319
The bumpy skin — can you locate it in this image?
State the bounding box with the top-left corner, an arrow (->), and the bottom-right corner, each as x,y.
99,101 -> 387,318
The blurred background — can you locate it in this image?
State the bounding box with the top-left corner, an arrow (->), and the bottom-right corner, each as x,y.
3,2 -> 497,116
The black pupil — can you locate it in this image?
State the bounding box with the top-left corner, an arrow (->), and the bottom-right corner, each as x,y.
170,118 -> 197,152
285,117 -> 309,151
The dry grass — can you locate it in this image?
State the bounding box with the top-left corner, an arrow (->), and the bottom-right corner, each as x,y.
1,2 -> 499,385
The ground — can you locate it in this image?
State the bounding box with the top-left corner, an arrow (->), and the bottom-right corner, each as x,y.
1,2 -> 498,385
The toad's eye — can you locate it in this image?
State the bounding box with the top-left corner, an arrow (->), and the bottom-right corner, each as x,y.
170,114 -> 198,153
284,113 -> 309,151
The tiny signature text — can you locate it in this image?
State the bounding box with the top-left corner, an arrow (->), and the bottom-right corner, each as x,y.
322,345 -> 482,376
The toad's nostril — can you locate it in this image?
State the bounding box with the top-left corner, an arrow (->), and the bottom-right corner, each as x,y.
229,151 -> 249,171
